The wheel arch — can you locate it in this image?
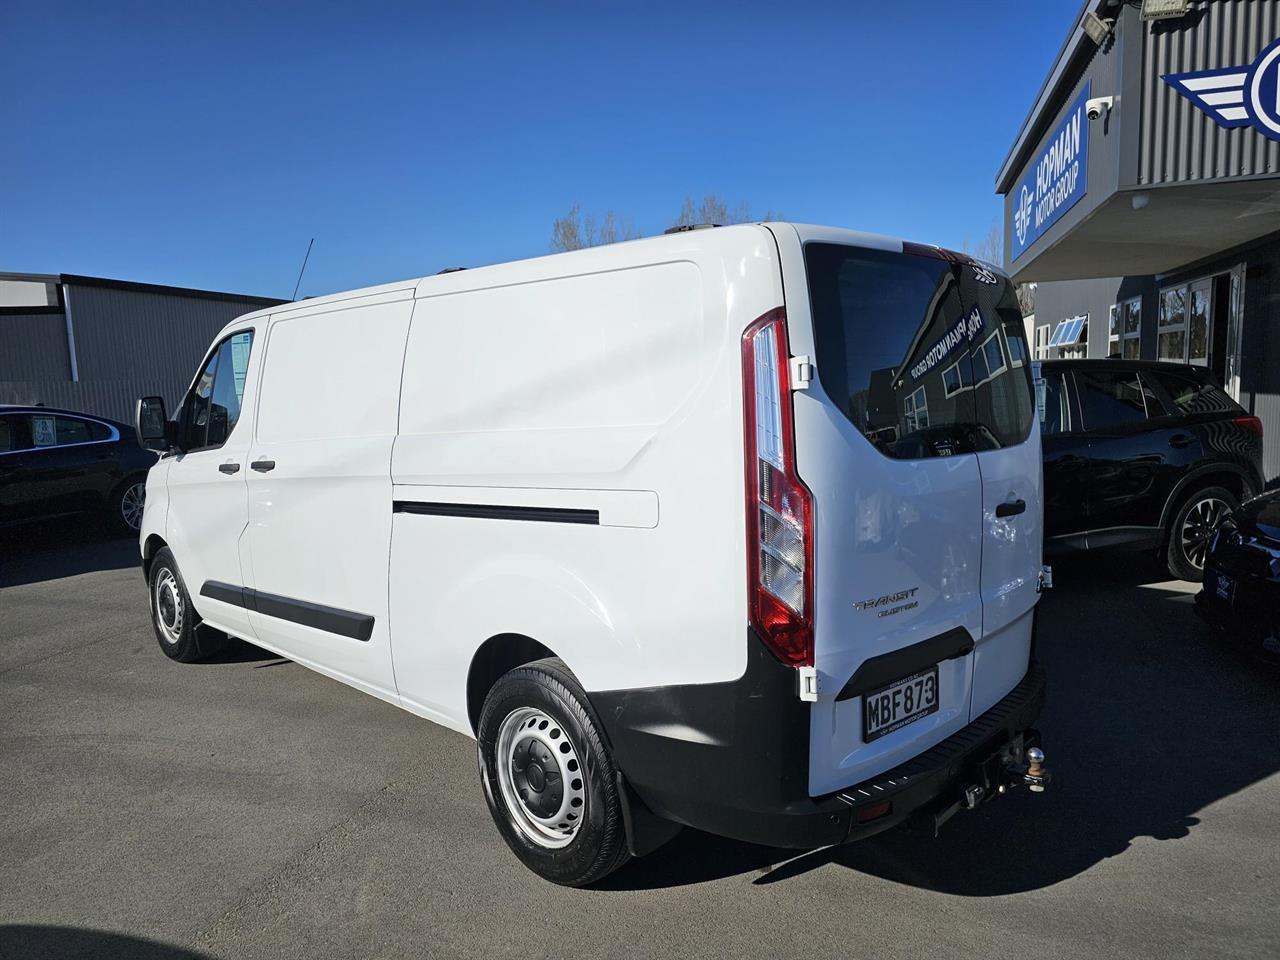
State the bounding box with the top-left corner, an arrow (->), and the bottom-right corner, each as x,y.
141,534 -> 168,582
466,633 -> 560,735
1158,464 -> 1252,536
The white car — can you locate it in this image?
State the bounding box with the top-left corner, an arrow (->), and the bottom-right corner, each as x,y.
135,222 -> 1049,885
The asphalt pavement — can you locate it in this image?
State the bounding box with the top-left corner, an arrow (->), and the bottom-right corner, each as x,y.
2,523 -> 1277,960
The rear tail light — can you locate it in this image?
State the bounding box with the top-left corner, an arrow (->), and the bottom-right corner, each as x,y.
742,308 -> 814,667
1233,415 -> 1263,438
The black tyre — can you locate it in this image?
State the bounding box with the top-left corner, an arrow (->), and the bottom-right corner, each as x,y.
148,547 -> 226,662
477,657 -> 630,886
106,474 -> 148,536
1166,485 -> 1237,582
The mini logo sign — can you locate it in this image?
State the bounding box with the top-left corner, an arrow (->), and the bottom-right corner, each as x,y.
970,262 -> 999,285
1010,83 -> 1090,262
1164,36 -> 1280,143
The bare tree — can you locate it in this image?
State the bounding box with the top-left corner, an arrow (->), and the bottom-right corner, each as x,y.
671,194 -> 772,228
961,221 -> 1035,318
552,195 -> 782,251
550,204 -> 638,252
961,223 -> 1003,266
1017,282 -> 1036,318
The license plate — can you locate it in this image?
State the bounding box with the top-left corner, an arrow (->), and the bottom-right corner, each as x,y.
863,666 -> 939,743
1214,571 -> 1235,604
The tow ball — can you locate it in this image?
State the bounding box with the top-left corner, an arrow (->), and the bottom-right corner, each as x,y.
993,744 -> 1051,796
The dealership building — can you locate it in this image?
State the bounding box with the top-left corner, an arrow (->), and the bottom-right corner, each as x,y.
1,272 -> 284,425
1000,0 -> 1279,483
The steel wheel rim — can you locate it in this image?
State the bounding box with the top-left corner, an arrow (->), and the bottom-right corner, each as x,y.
494,707 -> 586,849
1180,496 -> 1230,570
121,482 -> 146,530
154,569 -> 183,644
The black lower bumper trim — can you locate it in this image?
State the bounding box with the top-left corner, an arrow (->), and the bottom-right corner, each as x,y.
591,630 -> 1046,851
837,661 -> 1046,841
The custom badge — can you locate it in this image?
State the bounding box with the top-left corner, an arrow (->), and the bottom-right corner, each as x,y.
1164,36 -> 1280,143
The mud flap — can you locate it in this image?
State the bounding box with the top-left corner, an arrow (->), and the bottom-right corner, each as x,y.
617,772 -> 683,858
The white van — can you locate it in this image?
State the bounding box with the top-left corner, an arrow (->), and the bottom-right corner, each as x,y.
135,223 -> 1050,885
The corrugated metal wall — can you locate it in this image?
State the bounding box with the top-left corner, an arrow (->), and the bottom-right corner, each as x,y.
0,312 -> 70,379
1139,0 -> 1280,185
0,380 -> 154,425
0,283 -> 276,424
66,283 -> 261,388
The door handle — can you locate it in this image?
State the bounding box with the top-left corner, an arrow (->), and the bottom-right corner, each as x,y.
1169,434 -> 1192,449
218,462 -> 241,475
996,498 -> 1027,518
250,459 -> 276,473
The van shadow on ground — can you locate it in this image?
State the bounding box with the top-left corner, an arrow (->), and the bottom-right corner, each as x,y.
0,518 -> 138,588
603,553 -> 1280,894
0,925 -> 216,960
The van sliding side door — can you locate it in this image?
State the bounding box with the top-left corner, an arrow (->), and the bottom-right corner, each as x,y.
242,296 -> 414,700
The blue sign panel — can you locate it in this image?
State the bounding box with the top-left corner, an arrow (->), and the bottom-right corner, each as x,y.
1011,82 -> 1090,262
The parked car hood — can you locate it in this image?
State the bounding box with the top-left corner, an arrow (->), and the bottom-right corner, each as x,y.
1235,490 -> 1280,542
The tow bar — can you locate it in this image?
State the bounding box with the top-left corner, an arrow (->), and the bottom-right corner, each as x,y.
914,735 -> 1052,836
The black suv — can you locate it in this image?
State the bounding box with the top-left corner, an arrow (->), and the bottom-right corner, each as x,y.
1039,360 -> 1264,581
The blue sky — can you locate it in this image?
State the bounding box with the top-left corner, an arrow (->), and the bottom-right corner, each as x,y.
2,1 -> 1079,299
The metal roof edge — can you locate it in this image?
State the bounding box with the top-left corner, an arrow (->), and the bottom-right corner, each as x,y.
58,274 -> 288,307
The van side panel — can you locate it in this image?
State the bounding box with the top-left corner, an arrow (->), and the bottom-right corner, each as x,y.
240,295 -> 414,699
388,228 -> 784,727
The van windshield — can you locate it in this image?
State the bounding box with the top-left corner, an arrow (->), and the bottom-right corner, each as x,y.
804,243 -> 1034,459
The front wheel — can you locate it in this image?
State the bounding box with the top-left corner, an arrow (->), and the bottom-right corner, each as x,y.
148,547 -> 226,662
1166,485 -> 1237,582
477,658 -> 630,886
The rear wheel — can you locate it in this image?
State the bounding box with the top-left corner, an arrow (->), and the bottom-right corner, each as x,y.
1166,485 -> 1236,582
477,657 -> 630,886
148,547 -> 226,662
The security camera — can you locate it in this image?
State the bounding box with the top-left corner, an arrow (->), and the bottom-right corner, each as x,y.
1086,96 -> 1114,121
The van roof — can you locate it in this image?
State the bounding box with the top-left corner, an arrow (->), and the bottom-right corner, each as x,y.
228,222 -> 1006,327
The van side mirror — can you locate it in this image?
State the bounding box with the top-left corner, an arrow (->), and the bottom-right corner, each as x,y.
136,396 -> 172,452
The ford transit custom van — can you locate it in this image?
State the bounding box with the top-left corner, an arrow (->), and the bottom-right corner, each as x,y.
135,223 -> 1050,885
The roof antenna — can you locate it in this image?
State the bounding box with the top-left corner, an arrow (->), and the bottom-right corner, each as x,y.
291,238 -> 314,300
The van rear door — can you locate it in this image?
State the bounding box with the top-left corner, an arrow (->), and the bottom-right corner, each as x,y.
789,238 -> 990,796
956,265 -> 1040,718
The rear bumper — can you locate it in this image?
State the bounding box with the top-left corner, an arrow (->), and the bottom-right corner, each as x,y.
591,633 -> 1046,850
1195,560 -> 1280,655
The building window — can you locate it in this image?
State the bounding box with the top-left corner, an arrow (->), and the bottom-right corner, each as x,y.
1034,323 -> 1051,359
1159,286 -> 1187,362
941,358 -> 972,398
1187,279 -> 1210,366
1122,296 -> 1141,359
903,385 -> 929,433
975,331 -> 1008,381
1049,314 -> 1088,359
1111,296 -> 1141,359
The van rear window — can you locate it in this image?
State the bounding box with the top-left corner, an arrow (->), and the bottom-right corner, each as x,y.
803,244 -> 1034,459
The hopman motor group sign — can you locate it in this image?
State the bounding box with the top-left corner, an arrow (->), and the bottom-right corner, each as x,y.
1011,83 -> 1090,262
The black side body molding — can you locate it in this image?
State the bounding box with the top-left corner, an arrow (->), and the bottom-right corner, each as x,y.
199,581 -> 374,642
393,500 -> 599,525
835,626 -> 975,702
